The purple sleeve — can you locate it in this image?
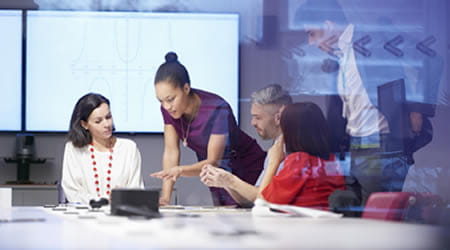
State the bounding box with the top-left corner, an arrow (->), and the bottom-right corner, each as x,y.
210,104 -> 231,135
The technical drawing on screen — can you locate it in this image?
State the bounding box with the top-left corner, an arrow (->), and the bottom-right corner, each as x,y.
26,11 -> 239,133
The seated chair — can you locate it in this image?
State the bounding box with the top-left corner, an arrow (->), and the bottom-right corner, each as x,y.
362,192 -> 444,223
362,192 -> 413,221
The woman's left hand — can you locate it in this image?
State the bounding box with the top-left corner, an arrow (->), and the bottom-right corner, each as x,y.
150,166 -> 182,182
257,137 -> 286,197
267,136 -> 285,167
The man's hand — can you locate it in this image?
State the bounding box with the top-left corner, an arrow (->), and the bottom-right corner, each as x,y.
410,112 -> 423,135
200,164 -> 233,188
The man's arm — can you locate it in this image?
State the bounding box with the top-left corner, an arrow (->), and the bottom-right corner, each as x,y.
200,164 -> 258,207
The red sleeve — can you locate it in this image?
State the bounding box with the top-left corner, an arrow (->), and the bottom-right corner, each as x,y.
261,153 -> 310,204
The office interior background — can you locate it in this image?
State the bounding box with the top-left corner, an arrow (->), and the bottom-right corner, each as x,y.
0,0 -> 449,207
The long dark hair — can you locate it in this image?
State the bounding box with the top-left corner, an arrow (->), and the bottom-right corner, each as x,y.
67,93 -> 111,148
281,102 -> 331,159
154,52 -> 191,93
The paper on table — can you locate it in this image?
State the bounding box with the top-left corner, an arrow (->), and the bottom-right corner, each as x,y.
251,198 -> 343,218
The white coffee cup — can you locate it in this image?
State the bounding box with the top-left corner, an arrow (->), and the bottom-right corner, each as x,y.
0,187 -> 12,208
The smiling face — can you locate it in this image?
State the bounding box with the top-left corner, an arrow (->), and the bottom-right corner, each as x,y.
81,103 -> 113,142
155,80 -> 190,119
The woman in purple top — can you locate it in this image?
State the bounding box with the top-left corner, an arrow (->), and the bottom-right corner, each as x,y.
151,52 -> 265,206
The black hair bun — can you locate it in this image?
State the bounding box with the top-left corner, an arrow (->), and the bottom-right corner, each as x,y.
165,52 -> 178,63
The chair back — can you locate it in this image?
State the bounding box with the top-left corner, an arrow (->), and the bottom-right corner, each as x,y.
362,192 -> 414,221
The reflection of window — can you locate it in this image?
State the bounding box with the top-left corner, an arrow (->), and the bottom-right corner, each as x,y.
35,0 -> 265,44
280,0 -> 446,106
282,44 -> 339,96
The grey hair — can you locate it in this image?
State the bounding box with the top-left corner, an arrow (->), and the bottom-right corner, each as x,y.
251,84 -> 293,105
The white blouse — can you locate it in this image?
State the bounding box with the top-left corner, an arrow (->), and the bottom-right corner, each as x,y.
61,138 -> 144,204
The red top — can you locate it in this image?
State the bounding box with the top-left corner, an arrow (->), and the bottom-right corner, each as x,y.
261,152 -> 345,209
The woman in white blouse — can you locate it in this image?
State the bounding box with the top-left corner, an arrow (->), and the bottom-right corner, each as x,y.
61,93 -> 144,204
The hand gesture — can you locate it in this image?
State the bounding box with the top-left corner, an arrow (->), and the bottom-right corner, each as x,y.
159,196 -> 170,206
150,166 -> 182,182
200,164 -> 233,188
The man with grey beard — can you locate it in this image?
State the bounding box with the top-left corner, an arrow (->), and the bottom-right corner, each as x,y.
200,84 -> 292,207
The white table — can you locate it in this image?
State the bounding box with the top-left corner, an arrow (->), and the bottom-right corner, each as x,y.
0,206 -> 446,249
0,185 -> 58,206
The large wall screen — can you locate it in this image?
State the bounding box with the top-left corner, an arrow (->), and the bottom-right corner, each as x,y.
26,11 -> 239,132
0,10 -> 22,131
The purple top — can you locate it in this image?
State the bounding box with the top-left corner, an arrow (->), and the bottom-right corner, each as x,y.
161,89 -> 265,205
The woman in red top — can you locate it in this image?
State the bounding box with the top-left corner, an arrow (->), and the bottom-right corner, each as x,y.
259,102 -> 345,209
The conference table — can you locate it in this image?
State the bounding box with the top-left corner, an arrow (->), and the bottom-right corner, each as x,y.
0,205 -> 447,249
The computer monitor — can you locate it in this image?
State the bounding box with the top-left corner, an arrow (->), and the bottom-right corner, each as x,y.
377,78 -> 408,152
406,101 -> 436,118
26,10 -> 239,133
0,10 -> 22,132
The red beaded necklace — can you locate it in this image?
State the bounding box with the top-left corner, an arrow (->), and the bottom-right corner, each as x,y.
89,142 -> 113,198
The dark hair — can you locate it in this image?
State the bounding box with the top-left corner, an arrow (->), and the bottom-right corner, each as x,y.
67,93 -> 111,148
281,102 -> 331,159
294,0 -> 348,28
154,52 -> 191,91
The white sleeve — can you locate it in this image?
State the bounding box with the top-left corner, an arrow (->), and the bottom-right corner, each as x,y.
61,142 -> 81,203
61,143 -> 92,204
255,156 -> 285,187
127,143 -> 144,189
255,155 -> 269,187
